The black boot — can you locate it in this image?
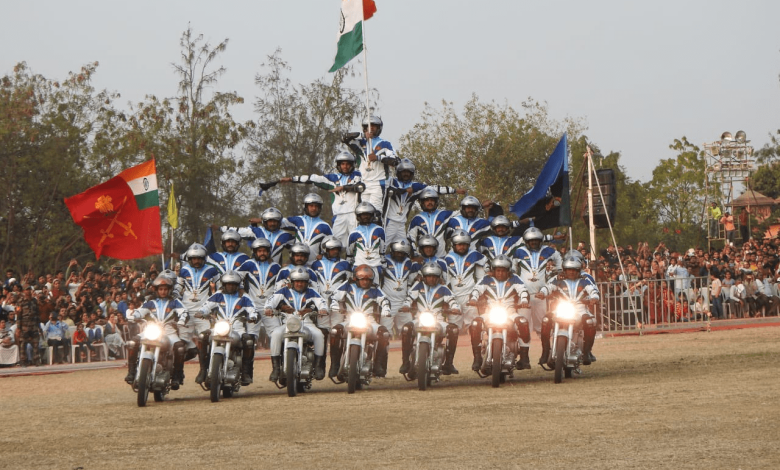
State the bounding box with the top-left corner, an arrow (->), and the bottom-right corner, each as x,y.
195,347 -> 209,384
398,323 -> 414,374
471,345 -> 483,371
314,355 -> 326,380
582,331 -> 596,366
539,334 -> 551,366
441,324 -> 459,375
329,326 -> 344,379
269,356 -> 281,382
516,347 -> 531,370
374,347 -> 388,377
124,348 -> 138,384
241,354 -> 254,385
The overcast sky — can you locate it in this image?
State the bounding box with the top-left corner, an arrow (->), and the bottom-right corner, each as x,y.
3,0 -> 779,182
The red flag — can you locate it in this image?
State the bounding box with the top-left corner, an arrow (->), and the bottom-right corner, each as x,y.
65,161 -> 163,260
363,0 -> 377,20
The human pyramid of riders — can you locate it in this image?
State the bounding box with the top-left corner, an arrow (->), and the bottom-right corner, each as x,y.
123,116 -> 600,395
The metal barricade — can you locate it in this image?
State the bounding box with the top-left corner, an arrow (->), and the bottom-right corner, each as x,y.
596,276 -> 711,332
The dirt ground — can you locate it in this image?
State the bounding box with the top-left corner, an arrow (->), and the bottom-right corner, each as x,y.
2,327 -> 779,470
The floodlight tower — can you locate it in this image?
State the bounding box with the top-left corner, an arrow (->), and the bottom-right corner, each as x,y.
703,130 -> 755,249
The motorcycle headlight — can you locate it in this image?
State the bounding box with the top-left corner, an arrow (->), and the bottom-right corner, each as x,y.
286,315 -> 302,333
214,320 -> 231,336
488,306 -> 508,326
349,311 -> 368,329
144,323 -> 162,341
555,301 -> 577,321
418,311 -> 436,328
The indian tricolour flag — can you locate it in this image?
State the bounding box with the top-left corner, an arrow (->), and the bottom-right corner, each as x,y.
328,0 -> 377,72
118,159 -> 159,210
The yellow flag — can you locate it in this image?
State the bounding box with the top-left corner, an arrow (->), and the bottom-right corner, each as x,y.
167,182 -> 178,229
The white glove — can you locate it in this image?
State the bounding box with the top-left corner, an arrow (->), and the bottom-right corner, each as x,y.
382,311 -> 392,318
248,313 -> 258,323
177,312 -> 188,326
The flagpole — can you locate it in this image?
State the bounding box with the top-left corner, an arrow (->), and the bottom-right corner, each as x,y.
361,16 -> 373,160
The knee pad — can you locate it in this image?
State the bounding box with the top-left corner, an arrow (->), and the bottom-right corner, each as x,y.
514,316 -> 531,343
446,323 -> 459,337
173,341 -> 186,358
241,334 -> 255,349
401,322 -> 415,336
377,326 -> 390,345
199,331 -> 211,342
330,325 -> 345,344
582,313 -> 597,331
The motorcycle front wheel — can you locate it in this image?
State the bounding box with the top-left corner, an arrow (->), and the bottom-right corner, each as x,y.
286,349 -> 298,397
554,337 -> 568,384
210,354 -> 223,402
417,342 -> 430,391
347,344 -> 360,394
491,338 -> 503,388
136,358 -> 152,407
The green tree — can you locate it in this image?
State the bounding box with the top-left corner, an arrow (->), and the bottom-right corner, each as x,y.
0,62 -> 121,274
246,49 -> 365,219
750,161 -> 780,199
645,136 -> 708,251
398,95 -> 585,211
113,26 -> 255,248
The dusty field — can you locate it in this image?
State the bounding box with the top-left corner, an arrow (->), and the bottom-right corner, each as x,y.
2,327 -> 779,470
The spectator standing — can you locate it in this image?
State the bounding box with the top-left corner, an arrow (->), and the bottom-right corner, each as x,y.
708,202 -> 722,238
721,212 -> 736,246
739,208 -> 750,244
710,272 -> 723,319
15,286 -> 40,366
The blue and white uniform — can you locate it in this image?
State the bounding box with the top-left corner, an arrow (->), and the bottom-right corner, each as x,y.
175,263 -> 221,347
479,234 -> 523,265
382,182 -> 459,244
347,223 -> 385,280
265,286 -> 328,356
291,172 -> 363,246
232,225 -> 294,265
311,256 -> 352,327
282,215 -> 333,266
130,297 -> 188,345
444,249 -> 487,327
380,256 -> 420,331
237,258 -> 281,337
207,251 -> 250,275
546,277 -> 600,318
330,282 -> 391,338
404,282 -> 461,333
349,135 -> 398,210
447,214 -> 491,251
514,244 -> 562,334
408,209 -> 454,259
275,265 -> 318,292
470,274 -> 530,343
196,291 -> 258,337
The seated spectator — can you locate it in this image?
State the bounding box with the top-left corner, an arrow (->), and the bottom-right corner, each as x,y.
0,319 -> 19,367
86,320 -> 103,359
103,313 -> 125,359
43,312 -> 70,364
692,295 -> 709,320
72,322 -> 90,363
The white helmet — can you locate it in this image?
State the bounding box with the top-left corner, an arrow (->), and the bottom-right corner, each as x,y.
289,267 -> 310,282
321,237 -> 343,255
450,229 -> 472,246
419,188 -> 439,202
355,201 -> 376,217
250,238 -> 272,251
523,227 -> 544,243
220,271 -> 242,286
420,262 -> 443,278
335,151 -> 356,173
221,230 -> 241,251
261,207 -> 283,223
389,240 -> 412,256
303,193 -> 324,206
491,255 -> 512,271
562,257 -> 583,271
417,234 -> 439,250
460,196 -> 481,211
490,216 -> 511,232
396,159 -> 415,177
290,243 -> 311,258
186,243 -> 208,259
362,115 -> 383,137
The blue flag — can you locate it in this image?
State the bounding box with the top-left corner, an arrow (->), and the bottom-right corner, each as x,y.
509,133 -> 571,230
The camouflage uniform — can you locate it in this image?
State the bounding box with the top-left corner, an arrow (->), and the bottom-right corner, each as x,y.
16,298 -> 41,365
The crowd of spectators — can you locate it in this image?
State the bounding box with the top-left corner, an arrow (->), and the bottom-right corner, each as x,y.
566,237 -> 780,325
2,233 -> 778,366
0,259 -> 169,367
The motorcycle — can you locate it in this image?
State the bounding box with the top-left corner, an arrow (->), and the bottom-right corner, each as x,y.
333,309 -> 379,394
541,299 -> 584,384
130,319 -> 176,407
402,310 -> 444,391
276,310 -> 318,397
475,304 -> 518,388
199,310 -> 251,402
